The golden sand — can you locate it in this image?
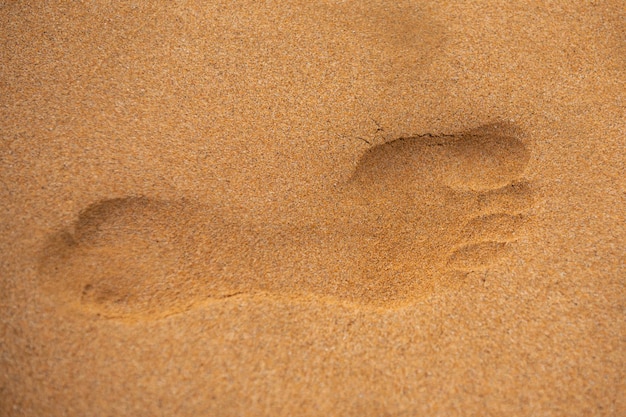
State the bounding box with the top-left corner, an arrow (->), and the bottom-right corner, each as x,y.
1,1 -> 624,415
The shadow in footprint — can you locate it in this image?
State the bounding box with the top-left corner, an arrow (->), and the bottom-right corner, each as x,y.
37,123 -> 534,320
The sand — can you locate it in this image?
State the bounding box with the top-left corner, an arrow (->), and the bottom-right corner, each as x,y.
0,1 -> 624,415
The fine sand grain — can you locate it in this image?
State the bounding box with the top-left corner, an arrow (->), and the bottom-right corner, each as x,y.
1,1 -> 624,416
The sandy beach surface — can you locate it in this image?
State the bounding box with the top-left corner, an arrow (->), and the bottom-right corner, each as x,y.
1,1 -> 624,415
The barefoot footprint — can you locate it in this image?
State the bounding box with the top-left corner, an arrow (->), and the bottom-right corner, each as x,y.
37,123 -> 533,319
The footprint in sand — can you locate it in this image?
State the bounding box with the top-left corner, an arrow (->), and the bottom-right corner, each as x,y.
37,123 -> 533,319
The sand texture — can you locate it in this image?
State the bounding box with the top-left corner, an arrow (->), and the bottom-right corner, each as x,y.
1,1 -> 624,416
